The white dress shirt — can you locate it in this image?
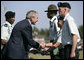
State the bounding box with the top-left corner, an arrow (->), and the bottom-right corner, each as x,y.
62,13 -> 81,46
57,29 -> 62,43
1,21 -> 13,49
1,21 -> 13,40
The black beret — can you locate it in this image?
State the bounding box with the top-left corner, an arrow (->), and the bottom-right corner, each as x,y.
57,2 -> 71,9
5,11 -> 15,19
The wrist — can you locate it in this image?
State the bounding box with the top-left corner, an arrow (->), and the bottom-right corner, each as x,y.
45,44 -> 46,47
38,45 -> 41,51
71,50 -> 75,53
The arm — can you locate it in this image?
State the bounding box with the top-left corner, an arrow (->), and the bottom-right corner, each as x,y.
21,26 -> 43,50
43,42 -> 60,52
43,41 -> 60,48
45,43 -> 53,47
1,39 -> 8,45
47,42 -> 60,52
44,30 -> 61,51
70,34 -> 78,58
67,19 -> 79,58
53,42 -> 60,48
1,26 -> 9,45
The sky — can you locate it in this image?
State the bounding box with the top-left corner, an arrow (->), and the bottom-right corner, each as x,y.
1,1 -> 83,30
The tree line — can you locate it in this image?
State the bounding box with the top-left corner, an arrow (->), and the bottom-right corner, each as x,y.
32,25 -> 83,42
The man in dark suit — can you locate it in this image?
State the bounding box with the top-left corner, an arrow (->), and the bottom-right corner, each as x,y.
2,10 -> 45,59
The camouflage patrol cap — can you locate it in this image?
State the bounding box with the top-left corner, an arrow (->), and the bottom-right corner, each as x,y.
45,4 -> 58,12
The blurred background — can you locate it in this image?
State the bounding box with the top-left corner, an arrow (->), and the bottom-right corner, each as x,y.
1,1 -> 83,59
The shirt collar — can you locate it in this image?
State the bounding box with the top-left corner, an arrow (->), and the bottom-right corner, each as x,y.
28,19 -> 32,25
64,13 -> 70,21
5,21 -> 12,27
50,16 -> 57,22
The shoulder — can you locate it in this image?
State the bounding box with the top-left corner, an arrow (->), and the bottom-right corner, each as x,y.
14,19 -> 30,30
16,19 -> 28,25
4,24 -> 8,27
1,24 -> 9,32
65,16 -> 75,26
54,17 -> 58,23
67,15 -> 75,22
1,24 -> 8,29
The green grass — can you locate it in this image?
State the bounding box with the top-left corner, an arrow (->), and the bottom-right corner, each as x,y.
29,50 -> 83,59
29,53 -> 50,59
79,50 -> 83,59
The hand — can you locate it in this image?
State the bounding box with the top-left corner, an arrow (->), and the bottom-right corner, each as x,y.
41,49 -> 48,55
40,42 -> 46,49
42,48 -> 49,52
29,48 -> 38,54
30,50 -> 38,54
70,51 -> 76,58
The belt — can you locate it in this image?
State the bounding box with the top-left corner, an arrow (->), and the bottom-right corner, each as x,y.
63,44 -> 72,49
59,44 -> 72,49
50,40 -> 54,42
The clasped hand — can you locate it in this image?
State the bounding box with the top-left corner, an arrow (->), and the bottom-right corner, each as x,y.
40,42 -> 49,55
40,42 -> 46,49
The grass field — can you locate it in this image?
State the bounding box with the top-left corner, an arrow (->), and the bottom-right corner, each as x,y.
29,50 -> 83,59
79,50 -> 83,59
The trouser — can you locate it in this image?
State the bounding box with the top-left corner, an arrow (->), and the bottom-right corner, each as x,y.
1,45 -> 8,60
24,52 -> 29,59
1,55 -> 12,60
50,50 -> 59,59
50,46 -> 59,59
1,53 -> 29,59
58,47 -> 65,59
50,51 -> 54,59
50,40 -> 57,59
50,48 -> 64,59
1,47 -> 29,59
63,44 -> 79,59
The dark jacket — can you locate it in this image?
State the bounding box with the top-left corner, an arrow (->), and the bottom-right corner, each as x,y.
2,19 -> 41,59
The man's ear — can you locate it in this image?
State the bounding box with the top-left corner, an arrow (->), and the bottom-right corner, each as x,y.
29,18 -> 32,22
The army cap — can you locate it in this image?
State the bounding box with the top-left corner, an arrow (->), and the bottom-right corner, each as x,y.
57,2 -> 71,9
45,4 -> 58,12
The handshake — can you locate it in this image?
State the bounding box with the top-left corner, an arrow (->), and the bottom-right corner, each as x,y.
40,42 -> 52,55
29,42 -> 49,55
30,42 -> 56,55
30,41 -> 60,55
40,42 -> 46,49
40,42 -> 53,49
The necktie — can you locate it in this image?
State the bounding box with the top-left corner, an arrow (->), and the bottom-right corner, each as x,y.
63,20 -> 65,24
50,21 -> 53,28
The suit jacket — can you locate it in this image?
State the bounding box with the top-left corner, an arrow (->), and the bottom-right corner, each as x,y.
2,19 -> 41,59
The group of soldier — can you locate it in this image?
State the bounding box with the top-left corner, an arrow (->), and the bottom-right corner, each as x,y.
1,2 -> 81,59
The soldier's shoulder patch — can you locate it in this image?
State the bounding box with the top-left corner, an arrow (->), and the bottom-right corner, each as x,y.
4,24 -> 8,27
53,18 -> 56,22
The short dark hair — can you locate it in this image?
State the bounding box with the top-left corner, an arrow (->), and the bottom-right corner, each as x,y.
5,11 -> 15,20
